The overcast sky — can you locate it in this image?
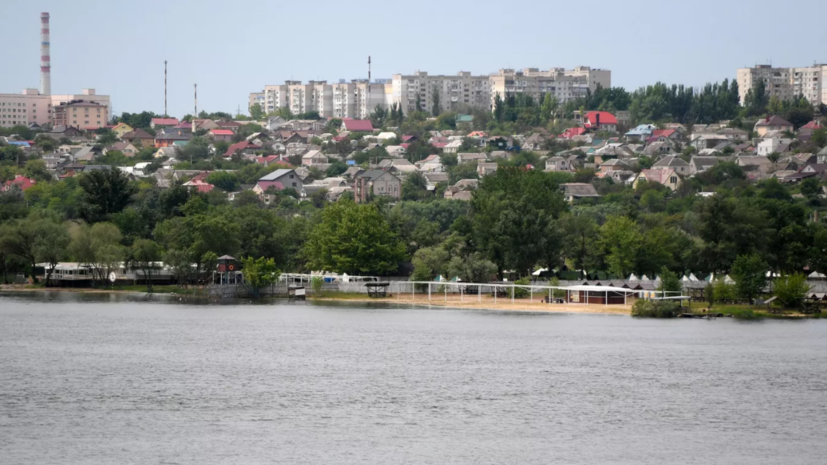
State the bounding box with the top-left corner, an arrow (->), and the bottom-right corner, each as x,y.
2,0 -> 826,118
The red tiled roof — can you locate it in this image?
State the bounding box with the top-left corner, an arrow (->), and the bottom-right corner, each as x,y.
210,129 -> 234,136
217,121 -> 241,127
3,175 -> 36,191
467,131 -> 487,138
342,120 -> 374,132
652,129 -> 676,138
225,141 -> 257,157
584,111 -> 617,127
256,180 -> 285,191
560,127 -> 586,139
151,118 -> 179,126
755,115 -> 793,127
174,121 -> 193,129
802,120 -> 823,129
401,135 -> 415,142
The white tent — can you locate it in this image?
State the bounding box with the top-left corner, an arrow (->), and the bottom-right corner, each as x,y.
628,274 -> 639,282
689,273 -> 699,281
681,275 -> 691,282
641,275 -> 650,281
724,275 -> 735,284
532,268 -> 548,276
808,271 -> 826,279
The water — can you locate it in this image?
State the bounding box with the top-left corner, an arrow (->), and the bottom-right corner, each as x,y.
1,292 -> 826,465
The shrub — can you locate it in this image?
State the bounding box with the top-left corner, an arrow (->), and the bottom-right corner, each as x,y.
774,274 -> 811,309
311,276 -> 324,296
713,280 -> 736,303
631,299 -> 681,318
513,276 -> 531,298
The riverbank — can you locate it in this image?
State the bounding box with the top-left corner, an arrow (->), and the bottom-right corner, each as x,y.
0,284 -> 198,295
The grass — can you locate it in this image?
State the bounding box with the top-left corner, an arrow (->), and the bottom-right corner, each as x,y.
688,302 -> 825,319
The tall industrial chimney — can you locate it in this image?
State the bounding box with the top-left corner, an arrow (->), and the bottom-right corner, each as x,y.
40,12 -> 51,95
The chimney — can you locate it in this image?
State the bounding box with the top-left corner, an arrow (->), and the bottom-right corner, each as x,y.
40,12 -> 51,95
766,116 -> 770,123
596,113 -> 600,126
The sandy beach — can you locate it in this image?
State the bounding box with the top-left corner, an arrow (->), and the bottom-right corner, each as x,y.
313,294 -> 633,315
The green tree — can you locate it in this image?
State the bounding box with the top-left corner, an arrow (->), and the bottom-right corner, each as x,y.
659,266 -> 682,296
704,282 -> 715,309
241,256 -> 280,298
79,168 -> 137,223
773,274 -> 811,309
249,103 -> 264,121
206,171 -> 239,192
401,172 -> 429,201
731,253 -> 768,304
800,177 -> 821,199
131,239 -> 163,290
35,221 -> 71,287
431,85 -> 441,116
599,216 -> 642,278
0,217 -> 49,280
304,200 -> 405,275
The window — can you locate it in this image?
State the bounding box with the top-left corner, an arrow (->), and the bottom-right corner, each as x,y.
670,176 -> 677,184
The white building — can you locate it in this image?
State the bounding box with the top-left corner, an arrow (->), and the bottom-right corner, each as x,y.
737,64 -> 827,105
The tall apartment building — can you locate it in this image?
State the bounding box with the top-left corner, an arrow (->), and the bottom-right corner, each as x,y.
248,92 -> 264,111
254,66 -> 610,119
391,71 -> 492,115
489,68 -> 599,110
737,64 -> 827,105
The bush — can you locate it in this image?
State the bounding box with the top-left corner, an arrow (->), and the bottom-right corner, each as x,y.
774,274 -> 811,309
513,276 -> 531,298
311,277 -> 324,296
713,280 -> 736,303
631,299 -> 681,318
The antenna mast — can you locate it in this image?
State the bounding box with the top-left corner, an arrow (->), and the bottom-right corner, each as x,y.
194,83 -> 198,117
164,60 -> 168,116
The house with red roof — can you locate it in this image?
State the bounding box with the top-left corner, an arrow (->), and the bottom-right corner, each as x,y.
341,119 -> 374,133
560,127 -> 587,139
801,120 -> 823,130
633,168 -> 682,191
224,141 -> 260,157
2,175 -> 36,192
183,179 -> 214,193
583,111 -> 618,132
210,129 -> 235,142
150,118 -> 180,129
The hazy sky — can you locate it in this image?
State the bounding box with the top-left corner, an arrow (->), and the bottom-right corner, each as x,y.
2,0 -> 826,118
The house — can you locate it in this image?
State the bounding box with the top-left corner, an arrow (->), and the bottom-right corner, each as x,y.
376,132 -> 397,141
782,164 -> 827,183
486,136 -> 509,149
689,156 -> 719,175
416,154 -> 443,172
545,156 -> 573,172
341,119 -> 374,133
467,131 -> 487,139
216,121 -> 242,131
224,141 -> 260,157
442,140 -> 464,154
378,158 -> 418,176
121,129 -> 155,147
477,162 -> 498,177
652,154 -> 690,176
354,170 -> 401,203
2,175 -> 36,192
457,152 -> 488,164
652,128 -> 683,142
192,119 -> 220,132
523,133 -> 546,151
423,172 -> 449,190
254,155 -> 287,167
153,146 -> 178,159
736,155 -> 773,177
560,183 -> 600,202
209,129 -> 234,142
343,166 -> 365,179
690,133 -> 729,151
599,158 -> 630,173
756,138 -> 792,156
111,122 -> 133,139
716,128 -> 749,142
301,150 -> 329,168
254,169 -> 304,196
104,142 -> 138,156
386,145 -> 406,158
583,111 -> 618,132
633,169 -> 682,191
264,116 -> 288,131
150,118 -> 179,129
183,178 -> 215,193
560,127 -> 587,139
755,116 -> 794,136
625,124 -> 656,142
154,129 -> 192,148
443,179 -> 478,201
72,145 -> 97,162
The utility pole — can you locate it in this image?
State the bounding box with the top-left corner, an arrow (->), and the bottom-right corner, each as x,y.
194,83 -> 198,117
366,55 -> 371,119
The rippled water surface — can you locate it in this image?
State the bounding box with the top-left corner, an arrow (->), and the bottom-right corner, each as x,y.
1,292 -> 826,464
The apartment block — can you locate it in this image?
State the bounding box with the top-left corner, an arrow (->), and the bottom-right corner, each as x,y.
53,99 -> 109,129
248,92 -> 264,111
255,66 -> 610,118
0,89 -> 52,128
391,71 -> 491,115
737,64 -> 827,105
489,68 -> 592,109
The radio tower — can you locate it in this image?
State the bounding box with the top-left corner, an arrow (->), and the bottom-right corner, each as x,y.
40,12 -> 51,95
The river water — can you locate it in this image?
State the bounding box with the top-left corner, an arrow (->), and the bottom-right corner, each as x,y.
1,292 -> 826,464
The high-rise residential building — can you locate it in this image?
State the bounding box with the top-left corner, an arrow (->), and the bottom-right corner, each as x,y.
254,66 -> 610,118
248,92 -> 264,111
737,64 -> 827,105
488,68 -> 593,109
0,89 -> 52,128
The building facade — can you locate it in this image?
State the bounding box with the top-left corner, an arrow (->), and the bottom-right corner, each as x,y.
254,66 -> 610,119
52,100 -> 109,129
737,64 -> 827,105
0,89 -> 51,128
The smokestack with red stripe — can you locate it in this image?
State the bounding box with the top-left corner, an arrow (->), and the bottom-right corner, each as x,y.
40,12 -> 51,95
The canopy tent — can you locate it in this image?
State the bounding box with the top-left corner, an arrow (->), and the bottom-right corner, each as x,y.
689,273 -> 699,281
